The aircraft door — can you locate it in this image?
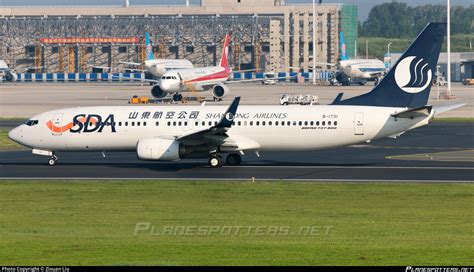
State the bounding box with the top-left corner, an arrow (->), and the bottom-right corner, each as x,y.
52,113 -> 64,135
354,112 -> 364,135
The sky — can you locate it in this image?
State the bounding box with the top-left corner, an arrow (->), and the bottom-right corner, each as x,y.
0,0 -> 471,22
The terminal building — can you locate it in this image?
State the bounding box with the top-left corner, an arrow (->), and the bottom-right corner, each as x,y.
0,0 -> 357,74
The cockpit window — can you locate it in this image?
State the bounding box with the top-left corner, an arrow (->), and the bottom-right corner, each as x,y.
161,76 -> 166,79
25,120 -> 39,126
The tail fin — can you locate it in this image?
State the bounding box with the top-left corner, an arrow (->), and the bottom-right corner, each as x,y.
145,32 -> 155,60
219,33 -> 230,68
333,22 -> 446,108
339,32 -> 349,60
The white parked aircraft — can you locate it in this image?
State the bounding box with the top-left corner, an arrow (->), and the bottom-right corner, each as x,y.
0,60 -> 18,82
149,33 -> 232,101
333,32 -> 386,85
119,32 -> 194,77
9,23 -> 462,168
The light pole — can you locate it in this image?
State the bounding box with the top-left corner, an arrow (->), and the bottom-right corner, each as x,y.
387,42 -> 392,69
312,0 -> 317,85
447,0 -> 451,96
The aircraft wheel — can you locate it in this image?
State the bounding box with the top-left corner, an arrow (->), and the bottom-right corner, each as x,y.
48,156 -> 57,166
226,154 -> 241,166
209,155 -> 223,168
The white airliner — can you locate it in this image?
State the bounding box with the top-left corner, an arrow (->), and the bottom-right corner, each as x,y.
332,32 -> 386,85
120,32 -> 194,77
149,33 -> 232,101
0,60 -> 18,82
9,23 -> 462,168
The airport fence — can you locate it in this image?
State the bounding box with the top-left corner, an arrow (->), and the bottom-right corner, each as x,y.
2,71 -> 334,83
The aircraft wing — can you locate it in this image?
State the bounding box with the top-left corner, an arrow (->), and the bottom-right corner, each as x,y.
119,61 -> 142,66
111,75 -> 160,83
175,97 -> 259,150
226,75 -> 296,84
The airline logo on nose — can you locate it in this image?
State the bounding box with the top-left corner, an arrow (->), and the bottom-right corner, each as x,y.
46,114 -> 116,133
394,56 -> 432,94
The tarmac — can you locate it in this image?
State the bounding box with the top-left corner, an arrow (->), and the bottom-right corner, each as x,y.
0,82 -> 472,182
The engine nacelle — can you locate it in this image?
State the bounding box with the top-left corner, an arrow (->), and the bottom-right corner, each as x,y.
212,83 -> 230,99
136,138 -> 183,161
5,72 -> 18,82
151,85 -> 167,98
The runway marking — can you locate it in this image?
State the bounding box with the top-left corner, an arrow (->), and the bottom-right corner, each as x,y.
225,165 -> 474,170
0,177 -> 472,183
386,149 -> 474,162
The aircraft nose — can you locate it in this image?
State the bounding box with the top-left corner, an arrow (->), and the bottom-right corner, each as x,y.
8,127 -> 22,144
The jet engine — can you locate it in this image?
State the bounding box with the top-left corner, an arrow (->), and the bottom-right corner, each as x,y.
5,72 -> 18,82
151,85 -> 167,98
212,83 -> 230,99
136,138 -> 184,161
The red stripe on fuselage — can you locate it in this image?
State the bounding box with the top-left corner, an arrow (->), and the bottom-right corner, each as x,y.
184,67 -> 231,84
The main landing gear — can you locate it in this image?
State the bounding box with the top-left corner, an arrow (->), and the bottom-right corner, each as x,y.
208,153 -> 242,168
48,154 -> 58,166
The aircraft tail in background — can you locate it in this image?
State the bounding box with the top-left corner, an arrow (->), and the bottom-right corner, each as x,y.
339,32 -> 349,60
145,32 -> 155,60
219,34 -> 230,68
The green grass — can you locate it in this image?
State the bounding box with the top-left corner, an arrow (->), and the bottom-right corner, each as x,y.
0,129 -> 23,150
0,180 -> 472,265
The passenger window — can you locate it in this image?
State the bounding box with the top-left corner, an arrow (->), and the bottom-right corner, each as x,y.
202,121 -> 205,126
262,121 -> 266,126
250,121 -> 253,126
316,121 -> 319,126
119,122 -> 122,126
322,121 -> 326,126
256,121 -> 260,126
287,121 -> 291,126
214,121 -> 218,126
125,122 -> 128,126
310,121 -> 314,126
328,121 -> 332,126
208,121 -> 212,126
173,122 -> 176,126
195,121 -> 198,126
244,121 -> 247,126
238,121 -> 241,126
304,121 -> 308,126
178,121 -> 182,126
293,121 -> 296,126
184,122 -> 188,126
334,121 -> 338,126
269,121 -> 272,126
137,122 -> 140,126
275,121 -> 278,126
156,121 -> 159,126
167,121 -> 171,126
131,122 -> 135,126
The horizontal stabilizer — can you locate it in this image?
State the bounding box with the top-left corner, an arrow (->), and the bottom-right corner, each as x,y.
391,105 -> 432,119
433,103 -> 466,116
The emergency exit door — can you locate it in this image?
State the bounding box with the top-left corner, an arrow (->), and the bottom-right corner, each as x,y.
52,113 -> 64,135
354,112 -> 364,135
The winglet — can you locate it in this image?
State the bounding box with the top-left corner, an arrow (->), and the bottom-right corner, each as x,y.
215,96 -> 240,128
332,93 -> 344,104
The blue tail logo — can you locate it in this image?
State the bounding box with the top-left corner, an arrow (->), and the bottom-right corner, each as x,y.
145,32 -> 154,60
395,56 -> 432,94
339,32 -> 348,60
